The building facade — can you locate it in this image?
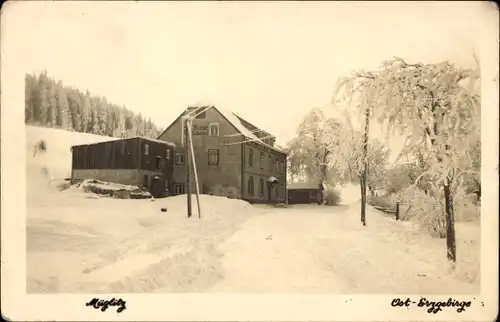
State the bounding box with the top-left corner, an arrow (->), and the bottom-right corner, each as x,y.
157,106 -> 287,204
71,137 -> 175,198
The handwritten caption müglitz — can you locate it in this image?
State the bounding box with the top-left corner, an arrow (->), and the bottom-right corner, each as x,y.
391,297 -> 472,314
86,297 -> 127,313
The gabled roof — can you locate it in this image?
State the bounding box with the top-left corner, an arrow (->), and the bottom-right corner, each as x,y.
158,105 -> 286,154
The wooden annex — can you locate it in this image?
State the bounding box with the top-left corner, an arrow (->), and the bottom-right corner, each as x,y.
71,137 -> 176,198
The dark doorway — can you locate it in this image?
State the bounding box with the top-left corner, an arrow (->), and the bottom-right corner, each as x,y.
151,176 -> 166,198
266,176 -> 279,203
267,182 -> 273,202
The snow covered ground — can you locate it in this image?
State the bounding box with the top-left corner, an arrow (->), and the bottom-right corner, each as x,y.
209,203 -> 479,294
27,190 -> 259,293
26,125 -> 480,294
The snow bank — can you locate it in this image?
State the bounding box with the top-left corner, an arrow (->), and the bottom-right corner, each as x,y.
27,193 -> 260,293
74,179 -> 152,199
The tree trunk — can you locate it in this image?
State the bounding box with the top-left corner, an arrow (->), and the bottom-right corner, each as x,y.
474,179 -> 481,202
320,152 -> 328,205
360,176 -> 366,226
443,179 -> 456,262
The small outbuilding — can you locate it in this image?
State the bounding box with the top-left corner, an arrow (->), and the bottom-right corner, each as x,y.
287,181 -> 324,205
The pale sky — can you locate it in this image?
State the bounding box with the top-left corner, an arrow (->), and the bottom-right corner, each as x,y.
4,1 -> 493,161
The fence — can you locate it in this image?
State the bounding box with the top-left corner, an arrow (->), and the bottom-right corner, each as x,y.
371,201 -> 412,221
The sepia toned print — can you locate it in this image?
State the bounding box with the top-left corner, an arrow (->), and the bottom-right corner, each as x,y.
1,1 -> 498,321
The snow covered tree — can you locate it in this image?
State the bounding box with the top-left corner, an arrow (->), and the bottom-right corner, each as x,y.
287,108 -> 342,194
55,82 -> 70,129
25,71 -> 163,139
25,74 -> 39,122
46,84 -> 57,127
34,72 -> 50,123
333,57 -> 480,262
80,92 -> 92,132
326,123 -> 390,220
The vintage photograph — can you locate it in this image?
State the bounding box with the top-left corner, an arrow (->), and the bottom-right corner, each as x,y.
2,1 -> 497,319
22,1 -> 485,295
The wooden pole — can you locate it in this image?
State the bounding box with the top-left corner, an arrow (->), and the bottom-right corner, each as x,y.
186,119 -> 202,219
185,118 -> 192,218
396,201 -> 400,221
361,104 -> 370,227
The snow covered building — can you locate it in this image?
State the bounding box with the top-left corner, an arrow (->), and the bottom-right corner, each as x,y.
157,106 -> 287,204
70,137 -> 176,198
287,181 -> 324,204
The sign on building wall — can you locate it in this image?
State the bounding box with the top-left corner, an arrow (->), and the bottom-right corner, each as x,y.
192,124 -> 208,135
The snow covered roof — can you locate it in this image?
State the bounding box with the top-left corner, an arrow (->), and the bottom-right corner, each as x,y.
213,106 -> 286,154
71,136 -> 176,148
287,181 -> 323,190
136,136 -> 176,148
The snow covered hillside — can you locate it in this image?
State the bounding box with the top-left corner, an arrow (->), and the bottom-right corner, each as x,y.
26,125 -> 119,181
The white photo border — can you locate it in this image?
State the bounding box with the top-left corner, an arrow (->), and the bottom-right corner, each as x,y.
1,1 -> 498,321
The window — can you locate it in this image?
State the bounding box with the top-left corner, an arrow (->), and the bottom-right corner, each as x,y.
144,144 -> 149,155
165,179 -> 169,192
260,152 -> 264,169
268,155 -> 272,171
209,123 -> 220,136
276,159 -> 279,172
259,178 -> 265,196
155,156 -> 162,170
248,148 -> 254,167
166,149 -> 171,159
174,183 -> 184,195
280,161 -> 284,173
143,175 -> 149,189
195,110 -> 206,119
208,149 -> 219,165
175,152 -> 185,165
248,176 -> 254,195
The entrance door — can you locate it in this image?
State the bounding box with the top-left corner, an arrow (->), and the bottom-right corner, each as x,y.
267,182 -> 277,203
151,176 -> 165,198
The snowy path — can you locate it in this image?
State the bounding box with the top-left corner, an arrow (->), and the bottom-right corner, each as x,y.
208,203 -> 479,294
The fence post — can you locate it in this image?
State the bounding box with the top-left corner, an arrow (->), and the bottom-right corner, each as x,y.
396,201 -> 400,221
